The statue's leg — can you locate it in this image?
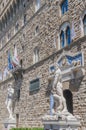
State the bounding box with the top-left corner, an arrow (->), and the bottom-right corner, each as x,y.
53,94 -> 63,111
57,97 -> 63,111
7,101 -> 11,113
7,100 -> 13,119
62,97 -> 67,112
10,107 -> 13,119
50,94 -> 54,115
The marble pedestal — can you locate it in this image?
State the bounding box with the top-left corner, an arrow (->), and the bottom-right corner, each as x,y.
42,115 -> 81,130
3,118 -> 16,130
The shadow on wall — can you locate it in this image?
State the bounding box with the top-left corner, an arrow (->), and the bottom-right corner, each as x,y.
12,75 -> 23,113
69,77 -> 84,92
45,80 -> 54,97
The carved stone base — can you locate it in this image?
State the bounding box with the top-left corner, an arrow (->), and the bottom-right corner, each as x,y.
3,118 -> 16,130
43,118 -> 80,130
42,113 -> 81,130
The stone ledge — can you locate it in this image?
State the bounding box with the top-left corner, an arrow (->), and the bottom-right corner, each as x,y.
43,120 -> 81,126
25,35 -> 86,73
0,35 -> 86,85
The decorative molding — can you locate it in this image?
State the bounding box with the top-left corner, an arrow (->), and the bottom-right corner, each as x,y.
49,51 -> 85,82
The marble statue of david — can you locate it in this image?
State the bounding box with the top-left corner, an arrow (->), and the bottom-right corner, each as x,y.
5,83 -> 14,120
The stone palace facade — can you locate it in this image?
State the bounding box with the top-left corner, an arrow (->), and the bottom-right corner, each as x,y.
0,0 -> 86,129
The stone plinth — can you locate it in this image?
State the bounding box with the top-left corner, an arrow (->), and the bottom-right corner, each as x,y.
43,119 -> 80,130
42,115 -> 81,130
3,118 -> 16,130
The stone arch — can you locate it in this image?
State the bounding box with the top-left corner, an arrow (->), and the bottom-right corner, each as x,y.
63,89 -> 73,114
80,10 -> 86,36
59,22 -> 71,49
34,46 -> 39,52
81,10 -> 86,20
60,21 -> 70,33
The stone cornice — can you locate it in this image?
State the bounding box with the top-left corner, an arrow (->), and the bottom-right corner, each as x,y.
24,35 -> 86,73
0,35 -> 85,86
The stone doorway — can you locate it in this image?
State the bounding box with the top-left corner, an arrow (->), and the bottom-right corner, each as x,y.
63,89 -> 73,114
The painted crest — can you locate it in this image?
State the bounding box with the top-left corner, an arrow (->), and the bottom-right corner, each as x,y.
49,51 -> 85,82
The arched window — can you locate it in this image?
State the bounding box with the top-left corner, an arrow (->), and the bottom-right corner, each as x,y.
61,0 -> 68,15
23,14 -> 27,25
66,26 -> 71,45
59,22 -> 71,49
15,22 -> 19,33
7,11 -> 10,23
2,2 -> 4,7
5,15 -> 7,26
13,2 -> 17,15
35,26 -> 39,36
60,31 -> 65,48
33,47 -> 39,63
83,15 -> 86,35
10,6 -> 13,20
2,18 -> 5,29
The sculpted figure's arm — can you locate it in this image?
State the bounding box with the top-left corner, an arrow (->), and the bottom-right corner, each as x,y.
52,75 -> 58,91
52,69 -> 60,90
11,88 -> 14,94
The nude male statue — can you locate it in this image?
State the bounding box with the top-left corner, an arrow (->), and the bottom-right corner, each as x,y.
5,83 -> 14,119
52,66 -> 67,114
